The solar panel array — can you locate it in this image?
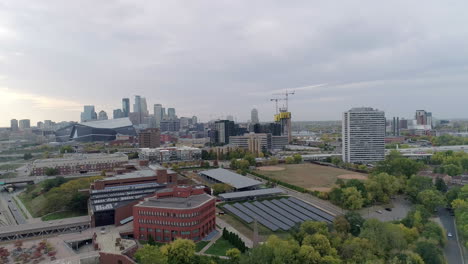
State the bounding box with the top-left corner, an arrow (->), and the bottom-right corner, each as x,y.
222,197 -> 335,231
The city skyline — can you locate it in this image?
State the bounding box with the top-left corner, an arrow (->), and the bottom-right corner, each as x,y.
2,1 -> 468,126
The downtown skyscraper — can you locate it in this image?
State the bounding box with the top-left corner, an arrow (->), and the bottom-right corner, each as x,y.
122,98 -> 130,117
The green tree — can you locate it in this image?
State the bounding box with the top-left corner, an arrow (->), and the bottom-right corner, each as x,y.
293,154 -> 303,164
333,215 -> 350,234
23,153 -> 33,160
413,239 -> 445,264
340,237 -> 380,264
285,156 -> 295,164
345,211 -> 365,236
244,154 -> 256,166
302,234 -> 337,257
298,244 -> 321,263
406,175 -> 434,200
226,248 -> 241,263
442,164 -> 462,176
160,239 -> 196,264
434,178 -> 448,193
421,222 -> 446,247
360,219 -> 407,257
69,192 -> 89,212
389,251 -> 424,264
374,151 -> 424,177
342,187 -> 364,210
212,183 -> 232,195
365,173 -> 400,203
134,244 -> 167,264
446,186 -> 461,207
417,189 -> 446,212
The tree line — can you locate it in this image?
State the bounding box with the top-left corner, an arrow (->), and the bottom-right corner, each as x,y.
222,228 -> 247,253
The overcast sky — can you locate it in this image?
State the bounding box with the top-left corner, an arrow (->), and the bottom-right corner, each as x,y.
1,0 -> 468,126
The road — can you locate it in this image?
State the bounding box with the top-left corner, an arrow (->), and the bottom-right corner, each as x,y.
0,190 -> 27,225
438,208 -> 465,264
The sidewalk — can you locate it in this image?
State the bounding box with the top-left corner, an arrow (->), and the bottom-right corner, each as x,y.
216,218 -> 253,248
199,228 -> 222,254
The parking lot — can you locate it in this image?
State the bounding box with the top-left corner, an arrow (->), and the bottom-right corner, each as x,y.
359,196 -> 412,222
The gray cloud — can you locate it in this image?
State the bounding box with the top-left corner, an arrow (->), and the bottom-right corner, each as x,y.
1,0 -> 468,125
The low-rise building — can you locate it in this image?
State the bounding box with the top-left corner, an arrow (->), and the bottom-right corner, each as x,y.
133,185 -> 215,242
31,153 -> 128,176
229,133 -> 289,153
139,147 -> 202,163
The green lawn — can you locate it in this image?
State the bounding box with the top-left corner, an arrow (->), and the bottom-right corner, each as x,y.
205,238 -> 235,256
41,210 -> 86,221
195,241 -> 209,252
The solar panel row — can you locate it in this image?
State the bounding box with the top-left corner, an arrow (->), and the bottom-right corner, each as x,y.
243,202 -> 290,231
280,198 -> 329,222
222,204 -> 253,223
271,199 -> 311,221
222,197 -> 337,232
262,200 -> 302,223
288,197 -> 335,222
233,203 -> 279,231
252,201 -> 296,227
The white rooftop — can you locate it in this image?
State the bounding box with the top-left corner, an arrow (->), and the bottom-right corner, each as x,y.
79,118 -> 133,129
199,168 -> 261,190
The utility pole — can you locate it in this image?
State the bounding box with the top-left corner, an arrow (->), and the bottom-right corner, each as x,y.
253,218 -> 259,247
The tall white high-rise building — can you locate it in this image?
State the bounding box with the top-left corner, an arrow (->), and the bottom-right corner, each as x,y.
251,108 -> 259,124
342,107 -> 385,163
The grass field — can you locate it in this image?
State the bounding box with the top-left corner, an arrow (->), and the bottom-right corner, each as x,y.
18,183 -> 47,217
41,210 -> 87,221
256,163 -> 366,191
195,241 -> 209,252
205,237 -> 235,256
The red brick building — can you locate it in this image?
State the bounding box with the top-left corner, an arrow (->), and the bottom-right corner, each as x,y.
133,186 -> 215,242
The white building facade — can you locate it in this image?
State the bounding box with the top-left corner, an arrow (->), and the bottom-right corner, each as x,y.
342,107 -> 385,163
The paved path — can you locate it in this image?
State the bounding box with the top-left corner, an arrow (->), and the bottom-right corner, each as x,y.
199,228 -> 222,254
216,218 -> 253,248
438,209 -> 466,264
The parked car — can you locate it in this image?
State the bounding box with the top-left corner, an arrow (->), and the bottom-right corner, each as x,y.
448,232 -> 453,237
385,208 -> 392,211
376,210 -> 383,214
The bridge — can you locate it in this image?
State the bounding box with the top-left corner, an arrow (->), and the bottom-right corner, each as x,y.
0,216 -> 91,242
0,178 -> 36,185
